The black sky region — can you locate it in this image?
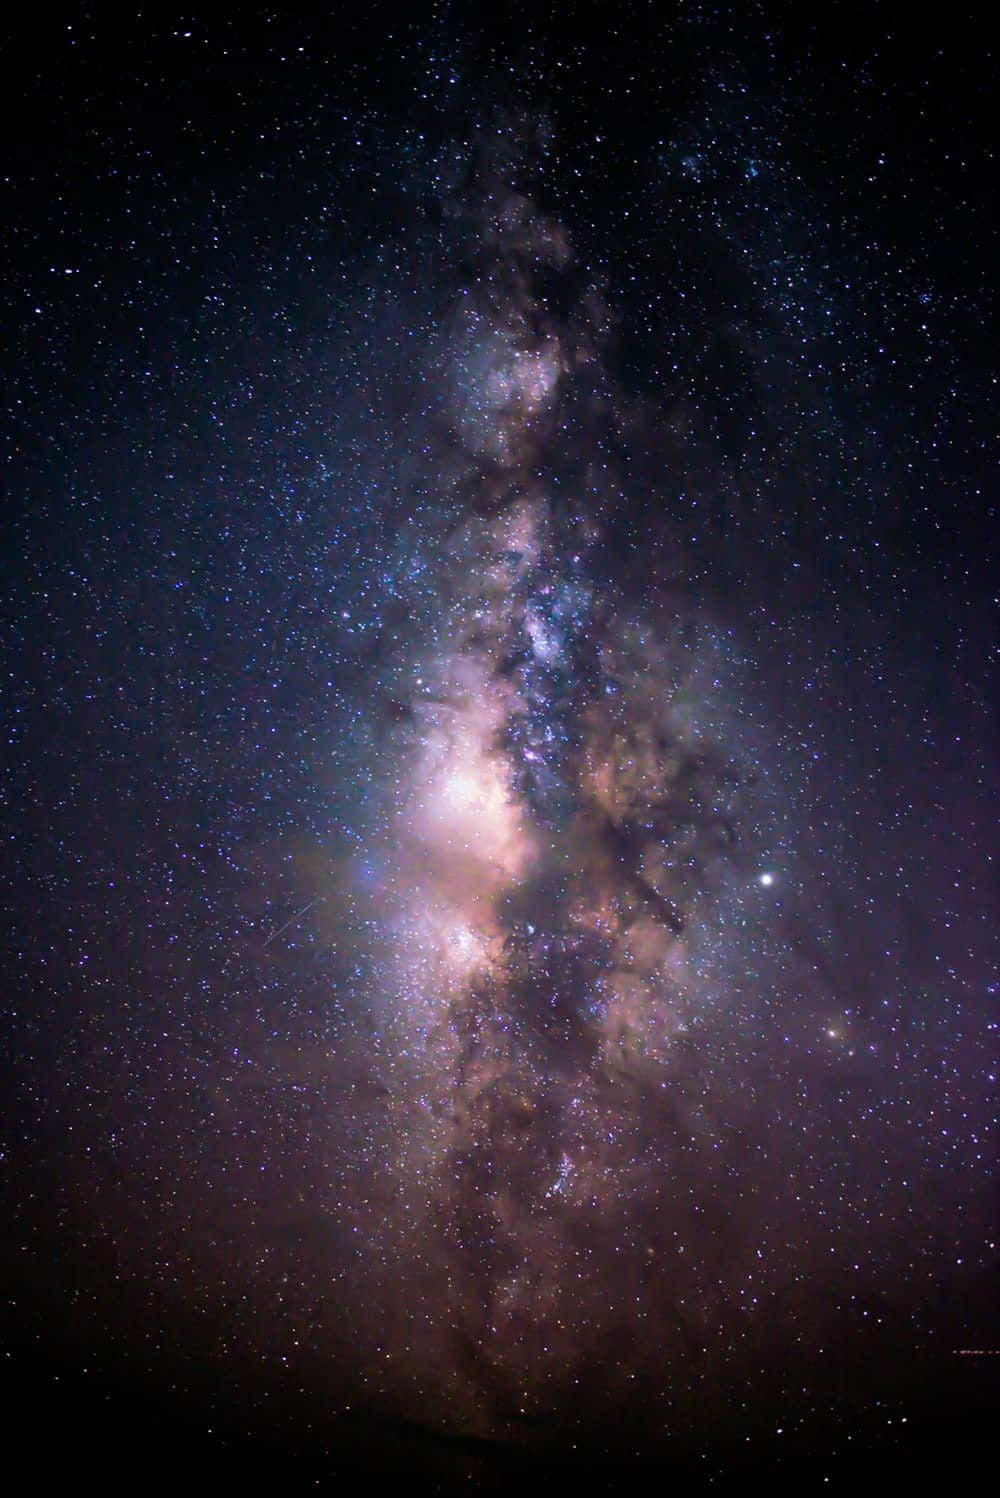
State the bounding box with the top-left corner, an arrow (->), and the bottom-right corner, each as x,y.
1,5 -> 996,1493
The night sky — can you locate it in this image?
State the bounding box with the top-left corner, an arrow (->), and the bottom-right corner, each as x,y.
1,5 -> 996,1492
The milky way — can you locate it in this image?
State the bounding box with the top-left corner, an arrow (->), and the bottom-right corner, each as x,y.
346,164 -> 771,1418
1,13 -> 995,1490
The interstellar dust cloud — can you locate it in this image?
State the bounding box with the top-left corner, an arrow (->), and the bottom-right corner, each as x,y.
340,147 -> 787,1437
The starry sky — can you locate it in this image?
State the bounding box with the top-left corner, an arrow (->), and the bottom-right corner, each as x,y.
1,5 -> 996,1492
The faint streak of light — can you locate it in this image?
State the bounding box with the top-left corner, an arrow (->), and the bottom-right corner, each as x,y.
261,896 -> 325,950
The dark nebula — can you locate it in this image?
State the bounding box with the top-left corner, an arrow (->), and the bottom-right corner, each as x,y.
1,7 -> 995,1493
